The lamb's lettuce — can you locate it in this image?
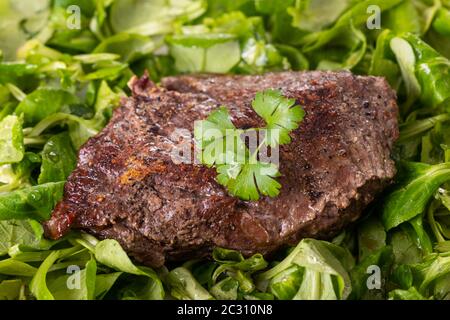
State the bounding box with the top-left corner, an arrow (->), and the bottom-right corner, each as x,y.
0,115 -> 24,165
1,0 -> 450,301
382,162 -> 450,230
38,132 -> 76,184
0,181 -> 65,221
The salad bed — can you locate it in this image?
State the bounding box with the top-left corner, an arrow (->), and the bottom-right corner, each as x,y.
0,0 -> 450,300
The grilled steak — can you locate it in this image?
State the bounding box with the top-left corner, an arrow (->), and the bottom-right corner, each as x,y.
44,71 -> 399,267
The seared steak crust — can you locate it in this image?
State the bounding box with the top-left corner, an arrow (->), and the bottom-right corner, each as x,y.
44,71 -> 399,267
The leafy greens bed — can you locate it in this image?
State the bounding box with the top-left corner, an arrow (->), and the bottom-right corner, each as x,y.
0,0 -> 450,300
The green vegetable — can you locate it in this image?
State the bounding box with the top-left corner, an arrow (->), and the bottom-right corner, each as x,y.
287,0 -> 350,33
0,182 -> 65,221
94,272 -> 122,299
0,219 -> 52,255
0,258 -> 37,277
0,115 -> 24,164
169,34 -> 241,73
210,277 -> 239,300
390,37 -> 421,109
389,287 -> 428,300
15,88 -> 78,126
0,279 -> 24,300
1,0 -> 450,301
38,132 -> 76,184
94,239 -> 164,300
257,239 -> 353,300
47,257 -> 97,300
167,267 -> 214,300
382,162 -> 450,230
432,8 -> 450,36
401,33 -> 450,109
195,89 -> 304,200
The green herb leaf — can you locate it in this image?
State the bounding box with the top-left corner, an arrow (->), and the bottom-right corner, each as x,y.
195,90 -> 303,200
252,89 -> 304,147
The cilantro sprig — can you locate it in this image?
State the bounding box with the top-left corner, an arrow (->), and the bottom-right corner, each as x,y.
194,89 -> 304,201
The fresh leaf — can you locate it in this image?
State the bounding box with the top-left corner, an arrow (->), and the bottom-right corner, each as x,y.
169,34 -> 241,73
252,89 -> 304,147
47,257 -> 97,300
38,132 -> 76,184
94,239 -> 164,299
0,115 -> 24,164
389,287 -> 428,300
0,279 -> 24,300
0,181 -> 65,221
15,88 -> 79,125
0,219 -> 51,255
0,258 -> 37,276
166,267 -> 213,300
195,90 -> 303,200
382,162 -> 450,230
29,250 -> 59,300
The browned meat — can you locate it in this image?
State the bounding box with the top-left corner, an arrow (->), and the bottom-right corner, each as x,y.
44,71 -> 399,268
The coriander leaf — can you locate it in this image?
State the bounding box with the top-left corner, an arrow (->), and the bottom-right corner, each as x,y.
0,115 -> 24,165
194,107 -> 246,166
252,89 -> 304,147
216,162 -> 281,200
195,90 -> 303,200
38,132 -> 76,184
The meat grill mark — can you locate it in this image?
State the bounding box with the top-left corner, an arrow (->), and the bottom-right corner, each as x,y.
44,71 -> 399,268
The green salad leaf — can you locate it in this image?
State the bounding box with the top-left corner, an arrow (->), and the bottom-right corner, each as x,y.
382,162 -> 450,230
1,0 -> 450,301
0,115 -> 24,165
0,182 -> 65,221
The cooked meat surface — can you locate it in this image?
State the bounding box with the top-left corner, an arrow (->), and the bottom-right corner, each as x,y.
44,71 -> 399,268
